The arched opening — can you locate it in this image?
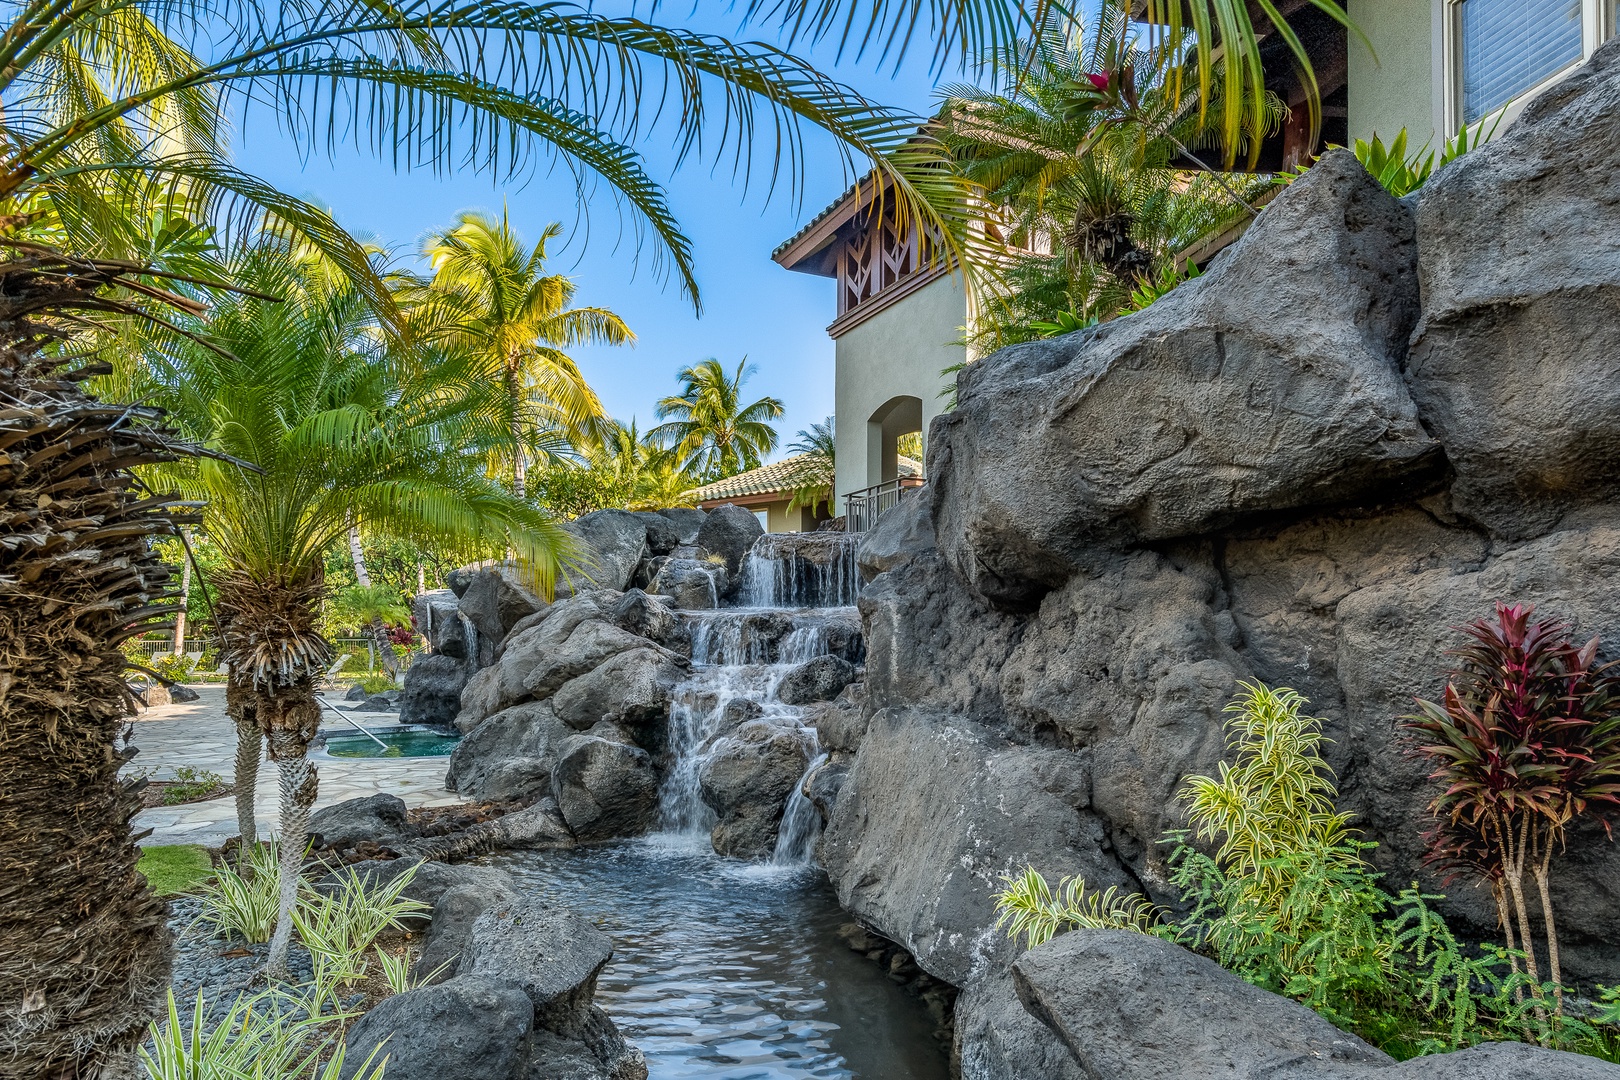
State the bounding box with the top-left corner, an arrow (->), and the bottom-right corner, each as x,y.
866,395 -> 924,489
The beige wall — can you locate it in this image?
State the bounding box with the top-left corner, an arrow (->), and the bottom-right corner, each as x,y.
1347,0 -> 1441,148
833,273 -> 967,514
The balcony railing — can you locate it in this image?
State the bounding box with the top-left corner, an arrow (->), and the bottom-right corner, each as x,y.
844,476 -> 925,533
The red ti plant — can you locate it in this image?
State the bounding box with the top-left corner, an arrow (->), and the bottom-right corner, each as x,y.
1406,603 -> 1620,1016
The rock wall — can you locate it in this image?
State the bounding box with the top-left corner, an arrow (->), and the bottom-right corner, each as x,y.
822,40 -> 1620,1079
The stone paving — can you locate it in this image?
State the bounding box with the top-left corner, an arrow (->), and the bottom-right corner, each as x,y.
124,685 -> 463,847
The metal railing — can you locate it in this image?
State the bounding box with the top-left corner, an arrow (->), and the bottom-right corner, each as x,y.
843,476 -> 926,533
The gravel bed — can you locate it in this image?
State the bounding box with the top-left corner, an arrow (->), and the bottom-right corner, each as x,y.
163,898 -> 366,1029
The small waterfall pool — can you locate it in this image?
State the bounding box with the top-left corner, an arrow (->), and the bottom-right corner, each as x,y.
495,533 -> 946,1078
486,841 -> 950,1079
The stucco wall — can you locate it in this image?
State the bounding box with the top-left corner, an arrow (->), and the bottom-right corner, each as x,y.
1347,0 -> 1440,147
833,272 -> 967,514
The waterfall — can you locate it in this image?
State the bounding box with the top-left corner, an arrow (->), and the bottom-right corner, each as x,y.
652,532 -> 862,864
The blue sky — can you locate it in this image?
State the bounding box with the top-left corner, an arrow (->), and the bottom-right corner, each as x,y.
232,13 -> 949,462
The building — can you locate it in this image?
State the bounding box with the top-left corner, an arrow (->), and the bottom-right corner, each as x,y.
773,0 -> 1615,519
772,191 -> 965,518
688,454 -> 835,533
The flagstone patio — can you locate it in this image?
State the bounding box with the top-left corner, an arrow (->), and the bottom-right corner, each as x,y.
124,685 -> 463,847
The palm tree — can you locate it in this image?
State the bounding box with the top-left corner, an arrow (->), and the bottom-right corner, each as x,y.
648,359 -> 785,482
0,251 -> 204,1076
939,1 -> 1277,349
140,240 -> 567,978
787,417 -> 837,515
332,583 -> 413,675
414,211 -> 632,498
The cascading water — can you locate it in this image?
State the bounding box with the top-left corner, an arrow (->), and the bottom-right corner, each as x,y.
654,532 -> 862,863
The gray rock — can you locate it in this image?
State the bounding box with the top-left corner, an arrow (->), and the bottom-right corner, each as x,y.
325,859 -> 516,930
819,708 -> 1128,988
461,896 -> 609,1032
931,150 -> 1435,607
718,697 -> 764,732
1405,40 -> 1620,540
550,647 -> 688,732
445,701 -> 577,804
777,655 -> 856,706
1010,930 -> 1391,1080
802,757 -> 848,821
455,666 -> 501,733
955,968 -> 1087,1080
855,488 -> 936,583
694,504 -> 764,580
399,653 -> 471,727
697,720 -> 813,857
860,552 -> 1024,725
657,507 -> 708,545
412,880 -> 516,984
803,701 -> 867,754
338,974 -> 533,1080
445,563 -> 480,597
168,684 -> 200,703
412,589 -> 465,658
358,694 -> 396,712
631,511 -> 680,556
558,510 -> 651,596
1362,1042 -> 1620,1079
495,610 -> 641,712
458,565 -> 547,666
650,558 -> 727,610
308,793 -> 414,852
344,683 -> 369,702
551,733 -> 660,842
611,589 -> 690,654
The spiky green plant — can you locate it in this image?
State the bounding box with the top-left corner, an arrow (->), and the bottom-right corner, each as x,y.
994,867 -> 1164,949
648,358 -> 785,482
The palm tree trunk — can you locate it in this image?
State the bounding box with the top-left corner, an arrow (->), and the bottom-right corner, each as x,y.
174,531 -> 192,656
0,254 -> 200,1075
213,570 -> 331,979
225,679 -> 261,850
347,524 -> 400,678
265,724 -> 318,979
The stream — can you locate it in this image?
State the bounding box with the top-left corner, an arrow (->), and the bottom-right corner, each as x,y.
490,533 -> 949,1079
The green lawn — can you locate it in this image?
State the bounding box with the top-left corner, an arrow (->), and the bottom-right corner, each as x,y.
137,844 -> 215,896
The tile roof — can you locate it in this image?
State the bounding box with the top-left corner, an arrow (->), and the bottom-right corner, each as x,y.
691,454 -> 920,503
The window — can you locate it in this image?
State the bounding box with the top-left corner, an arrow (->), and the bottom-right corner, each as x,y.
1458,0 -> 1584,124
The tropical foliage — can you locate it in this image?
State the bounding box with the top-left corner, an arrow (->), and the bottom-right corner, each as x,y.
1407,604 -> 1620,1017
135,239 -> 567,975
995,681 -> 1620,1060
412,211 -> 631,497
649,358 -> 785,483
939,1 -> 1276,353
786,418 -> 837,515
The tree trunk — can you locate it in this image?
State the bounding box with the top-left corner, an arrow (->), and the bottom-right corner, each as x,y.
1532,834 -> 1564,1015
213,570 -> 330,980
0,254 -> 201,1075
265,727 -> 317,979
1498,810 -> 1549,1025
225,679 -> 261,850
347,525 -> 399,677
173,532 -> 192,657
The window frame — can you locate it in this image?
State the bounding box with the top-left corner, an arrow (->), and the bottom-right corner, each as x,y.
1441,0 -> 1614,133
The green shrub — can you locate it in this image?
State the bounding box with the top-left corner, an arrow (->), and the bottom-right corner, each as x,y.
136,846 -> 215,897
352,672 -> 397,695
140,986 -> 386,1080
160,765 -> 226,806
995,681 -> 1616,1060
293,861 -> 429,1015
150,653 -> 196,684
194,842 -> 283,944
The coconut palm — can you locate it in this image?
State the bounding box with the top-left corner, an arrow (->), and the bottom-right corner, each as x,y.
331,583 -> 413,674
414,212 -> 632,498
648,358 -> 784,483
786,417 -> 836,515
139,240 -> 567,978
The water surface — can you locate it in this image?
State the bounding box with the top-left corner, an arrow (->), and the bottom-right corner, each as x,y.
488,839 -> 950,1080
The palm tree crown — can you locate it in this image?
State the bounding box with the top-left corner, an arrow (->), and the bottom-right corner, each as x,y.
649,358 -> 784,482
414,210 -> 633,497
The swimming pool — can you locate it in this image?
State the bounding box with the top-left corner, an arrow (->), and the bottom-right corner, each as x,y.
317,725 -> 460,758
